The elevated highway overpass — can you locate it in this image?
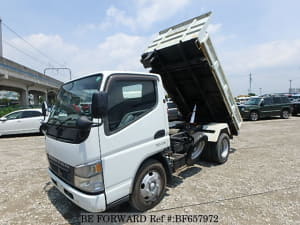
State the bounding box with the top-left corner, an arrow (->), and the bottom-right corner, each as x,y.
0,56 -> 63,106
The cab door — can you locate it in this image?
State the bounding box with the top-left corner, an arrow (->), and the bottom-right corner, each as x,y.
99,74 -> 169,204
260,97 -> 274,118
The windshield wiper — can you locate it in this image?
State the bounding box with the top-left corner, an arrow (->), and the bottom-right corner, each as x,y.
56,117 -> 75,130
48,117 -> 61,125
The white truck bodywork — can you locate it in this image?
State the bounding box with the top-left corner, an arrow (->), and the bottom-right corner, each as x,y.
44,12 -> 241,212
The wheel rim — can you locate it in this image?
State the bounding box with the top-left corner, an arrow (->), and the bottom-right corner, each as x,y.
221,139 -> 229,158
283,111 -> 289,118
250,112 -> 258,121
140,170 -> 162,203
191,140 -> 205,160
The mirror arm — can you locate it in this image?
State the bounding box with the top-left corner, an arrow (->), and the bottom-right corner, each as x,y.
90,118 -> 103,127
91,122 -> 101,127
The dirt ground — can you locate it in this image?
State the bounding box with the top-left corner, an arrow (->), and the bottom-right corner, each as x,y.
0,117 -> 299,225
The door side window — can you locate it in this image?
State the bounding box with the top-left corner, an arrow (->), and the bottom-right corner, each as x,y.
281,97 -> 290,103
263,98 -> 273,105
273,97 -> 281,104
22,111 -> 42,118
106,79 -> 157,133
6,111 -> 22,120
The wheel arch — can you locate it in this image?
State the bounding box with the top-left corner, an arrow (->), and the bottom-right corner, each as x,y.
221,127 -> 231,138
249,109 -> 259,115
281,107 -> 291,113
202,123 -> 230,142
130,150 -> 172,193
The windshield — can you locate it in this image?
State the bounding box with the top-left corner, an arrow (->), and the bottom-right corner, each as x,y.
245,97 -> 262,105
48,74 -> 102,127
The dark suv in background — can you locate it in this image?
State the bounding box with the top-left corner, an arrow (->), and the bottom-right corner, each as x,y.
238,95 -> 291,121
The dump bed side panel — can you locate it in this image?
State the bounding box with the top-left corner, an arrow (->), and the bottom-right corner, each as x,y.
200,36 -> 242,133
141,12 -> 242,135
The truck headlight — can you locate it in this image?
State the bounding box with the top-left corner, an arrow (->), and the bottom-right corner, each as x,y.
74,161 -> 104,193
240,107 -> 245,111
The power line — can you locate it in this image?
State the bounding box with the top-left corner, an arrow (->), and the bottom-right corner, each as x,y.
3,39 -> 53,69
2,22 -> 65,67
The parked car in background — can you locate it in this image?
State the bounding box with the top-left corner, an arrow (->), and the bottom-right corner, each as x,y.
0,109 -> 43,136
167,101 -> 181,121
286,93 -> 300,102
291,100 -> 300,116
235,96 -> 258,105
238,95 -> 291,121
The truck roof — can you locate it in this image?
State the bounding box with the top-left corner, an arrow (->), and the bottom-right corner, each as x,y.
65,70 -> 160,84
141,12 -> 242,135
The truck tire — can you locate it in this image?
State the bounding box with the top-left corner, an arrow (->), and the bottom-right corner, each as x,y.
186,139 -> 206,165
249,111 -> 259,121
281,109 -> 290,119
130,159 -> 166,211
202,133 -> 230,164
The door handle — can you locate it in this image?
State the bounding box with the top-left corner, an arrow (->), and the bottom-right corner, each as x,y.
154,130 -> 165,139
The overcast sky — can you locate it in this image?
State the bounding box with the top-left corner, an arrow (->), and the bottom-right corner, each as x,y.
1,0 -> 300,96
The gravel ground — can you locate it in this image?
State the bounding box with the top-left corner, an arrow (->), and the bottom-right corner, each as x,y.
0,117 -> 299,225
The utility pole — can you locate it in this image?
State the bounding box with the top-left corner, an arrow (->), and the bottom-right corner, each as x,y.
248,73 -> 252,94
0,17 -> 3,57
289,80 -> 292,93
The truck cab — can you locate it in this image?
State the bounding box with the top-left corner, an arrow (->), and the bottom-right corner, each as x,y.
42,12 -> 242,212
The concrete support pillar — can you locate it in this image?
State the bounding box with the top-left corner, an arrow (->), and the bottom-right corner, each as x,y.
20,89 -> 29,106
33,94 -> 39,105
30,91 -> 47,106
45,91 -> 48,103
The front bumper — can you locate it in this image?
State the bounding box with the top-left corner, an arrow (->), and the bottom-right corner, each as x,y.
48,169 -> 106,212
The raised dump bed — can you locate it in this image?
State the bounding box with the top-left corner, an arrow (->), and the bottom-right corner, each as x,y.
141,12 -> 242,135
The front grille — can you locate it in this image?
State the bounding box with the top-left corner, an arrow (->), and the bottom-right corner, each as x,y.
47,154 -> 74,185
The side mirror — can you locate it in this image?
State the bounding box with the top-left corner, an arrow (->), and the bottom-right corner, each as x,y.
40,121 -> 48,134
42,101 -> 48,118
0,117 -> 7,122
92,92 -> 108,118
260,102 -> 264,107
77,116 -> 93,129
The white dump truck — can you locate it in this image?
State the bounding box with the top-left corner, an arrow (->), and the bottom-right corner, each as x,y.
41,12 -> 242,212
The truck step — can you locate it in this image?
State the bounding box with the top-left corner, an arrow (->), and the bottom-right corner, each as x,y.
169,153 -> 186,172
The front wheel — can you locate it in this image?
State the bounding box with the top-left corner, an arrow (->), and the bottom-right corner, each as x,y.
249,111 -> 259,121
130,159 -> 166,211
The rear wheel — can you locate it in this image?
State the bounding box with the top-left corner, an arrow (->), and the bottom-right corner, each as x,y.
249,111 -> 259,121
202,133 -> 230,164
130,159 -> 166,211
281,109 -> 290,119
